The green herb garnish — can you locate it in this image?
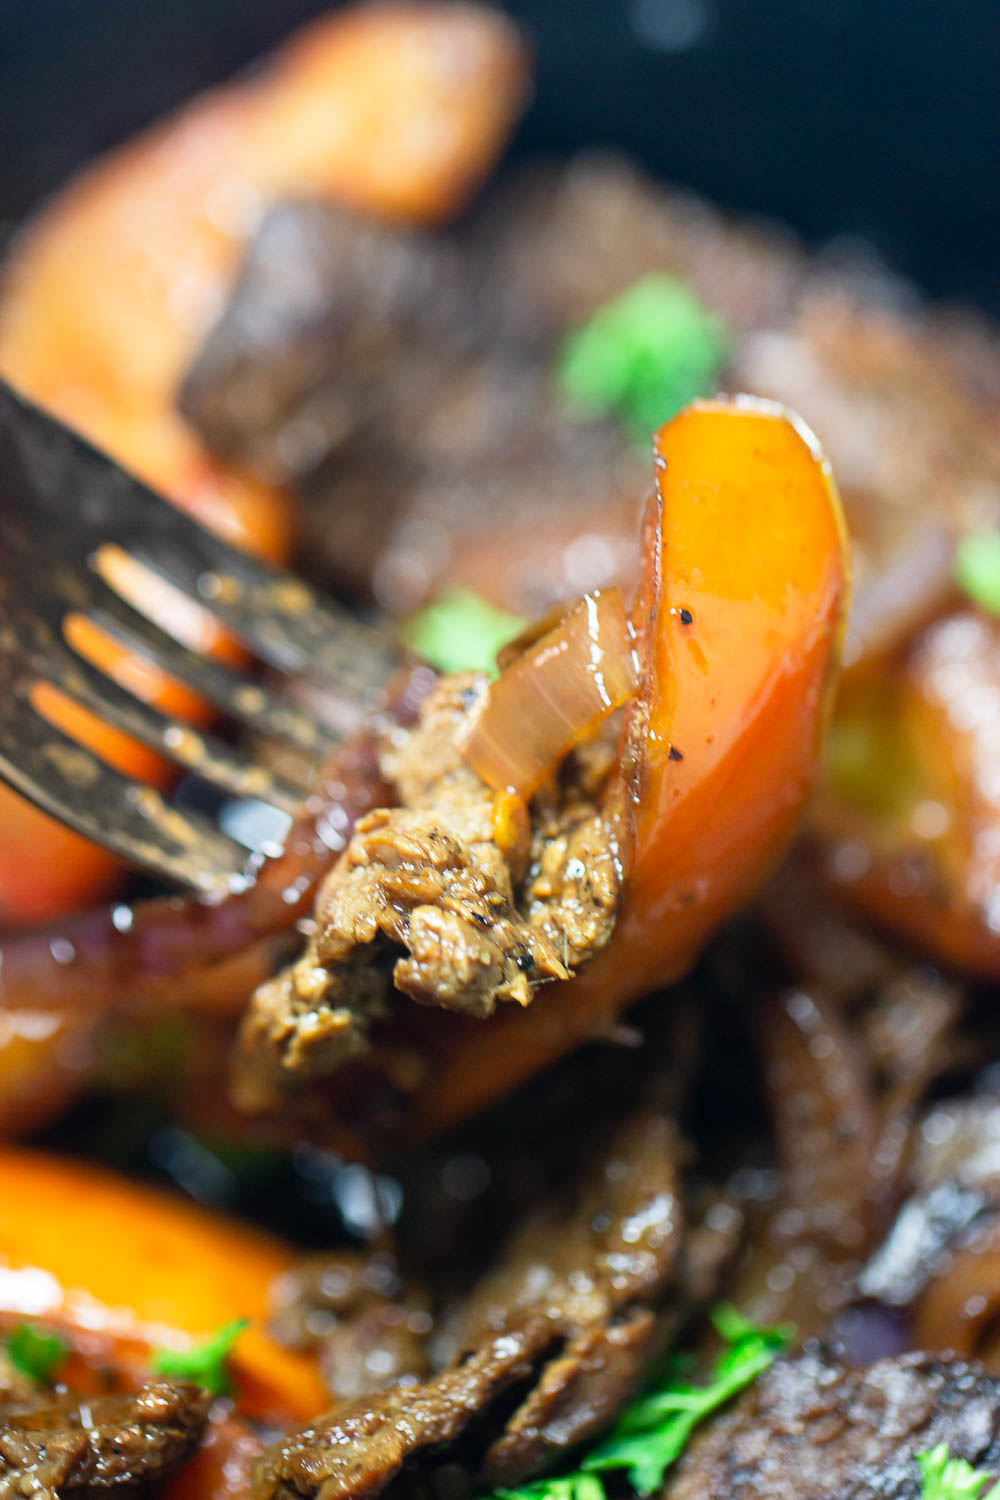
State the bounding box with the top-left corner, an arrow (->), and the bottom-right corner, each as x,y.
954,529 -> 1000,616
490,1306 -> 788,1500
151,1317 -> 249,1396
558,274 -> 730,442
404,588 -> 525,677
6,1323 -> 69,1385
918,1443 -> 1000,1500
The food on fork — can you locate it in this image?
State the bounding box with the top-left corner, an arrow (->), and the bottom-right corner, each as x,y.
233,400 -> 847,1142
0,393 -> 846,1146
184,142 -> 1000,980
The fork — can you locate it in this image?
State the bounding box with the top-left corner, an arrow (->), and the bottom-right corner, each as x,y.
0,376 -> 401,896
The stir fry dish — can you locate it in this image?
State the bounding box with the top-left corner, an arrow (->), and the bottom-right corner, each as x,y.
0,5 -> 999,1499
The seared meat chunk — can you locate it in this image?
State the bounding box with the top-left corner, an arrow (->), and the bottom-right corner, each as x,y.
254,1105 -> 703,1500
179,201 -> 475,477
666,1347 -> 1000,1499
233,676 -> 622,1112
0,1379 -> 208,1498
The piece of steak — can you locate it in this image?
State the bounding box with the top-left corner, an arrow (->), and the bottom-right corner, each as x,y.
666,1346 -> 1000,1500
0,1379 -> 209,1498
254,1104 -> 707,1500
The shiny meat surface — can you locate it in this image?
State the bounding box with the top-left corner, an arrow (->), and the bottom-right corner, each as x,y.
270,1250 -> 432,1403
254,1105 -> 697,1500
0,1380 -> 209,1497
665,1347 -> 1000,1499
233,676 -> 622,1113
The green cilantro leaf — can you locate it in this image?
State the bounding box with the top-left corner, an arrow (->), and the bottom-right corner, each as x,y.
955,529 -> 1000,616
6,1323 -> 69,1385
558,274 -> 730,442
495,1478 -> 605,1500
151,1317 -> 249,1396
489,1305 -> 788,1500
404,588 -> 525,677
918,1444 -> 1000,1500
582,1304 -> 788,1494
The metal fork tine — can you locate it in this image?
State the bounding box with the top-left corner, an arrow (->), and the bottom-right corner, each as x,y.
0,377 -> 403,890
0,555 -> 306,810
50,645 -> 304,815
124,524 -> 399,697
0,692 -> 249,894
68,562 -> 339,757
1,377 -> 399,695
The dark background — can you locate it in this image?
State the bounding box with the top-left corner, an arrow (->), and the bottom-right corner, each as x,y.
0,0 -> 997,312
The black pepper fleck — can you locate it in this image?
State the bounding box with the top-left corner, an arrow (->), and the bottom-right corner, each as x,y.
679,607 -> 694,626
668,745 -> 684,762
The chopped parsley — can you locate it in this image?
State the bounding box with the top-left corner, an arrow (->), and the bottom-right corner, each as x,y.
404,588 -> 525,677
490,1306 -> 788,1500
954,528 -> 1000,616
918,1443 -> 1000,1500
6,1323 -> 69,1385
558,274 -> 730,442
151,1317 -> 249,1396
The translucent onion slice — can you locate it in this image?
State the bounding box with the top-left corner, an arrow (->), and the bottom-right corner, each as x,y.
461,588 -> 638,799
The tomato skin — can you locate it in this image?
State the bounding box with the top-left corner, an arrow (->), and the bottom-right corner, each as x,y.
384,399 -> 850,1145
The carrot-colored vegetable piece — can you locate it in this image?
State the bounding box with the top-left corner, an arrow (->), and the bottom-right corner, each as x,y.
396,397 -> 849,1140
0,1148 -> 328,1424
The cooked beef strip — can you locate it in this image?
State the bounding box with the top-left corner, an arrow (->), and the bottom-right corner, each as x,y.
709,858 -> 971,1339
254,1319 -> 553,1500
0,1380 -> 209,1499
665,1346 -> 1000,1500
270,1251 -> 433,1403
182,155 -> 1000,638
254,1103 -> 708,1500
232,676 -> 623,1113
